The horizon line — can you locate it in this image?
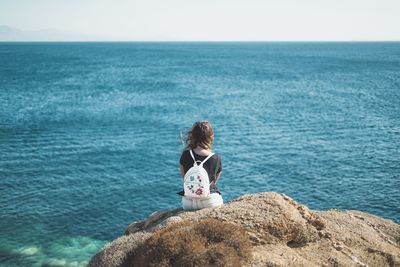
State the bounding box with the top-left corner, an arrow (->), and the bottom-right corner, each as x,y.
1,40 -> 400,43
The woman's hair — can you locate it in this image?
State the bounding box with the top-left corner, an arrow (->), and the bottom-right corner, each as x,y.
185,121 -> 214,150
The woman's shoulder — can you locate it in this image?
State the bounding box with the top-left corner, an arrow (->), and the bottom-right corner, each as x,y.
211,152 -> 222,163
180,149 -> 191,156
211,152 -> 221,158
181,148 -> 221,160
180,149 -> 191,160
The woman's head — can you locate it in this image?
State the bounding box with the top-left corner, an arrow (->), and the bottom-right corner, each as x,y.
185,121 -> 214,150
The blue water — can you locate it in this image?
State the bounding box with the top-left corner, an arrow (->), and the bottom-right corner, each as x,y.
1,42 -> 399,266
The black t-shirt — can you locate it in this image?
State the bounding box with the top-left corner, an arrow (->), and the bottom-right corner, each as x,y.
179,149 -> 222,194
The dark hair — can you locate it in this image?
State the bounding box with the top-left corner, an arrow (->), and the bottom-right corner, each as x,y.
185,121 -> 214,150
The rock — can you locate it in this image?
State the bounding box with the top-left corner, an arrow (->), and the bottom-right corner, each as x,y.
124,208 -> 184,234
89,232 -> 151,267
89,192 -> 400,267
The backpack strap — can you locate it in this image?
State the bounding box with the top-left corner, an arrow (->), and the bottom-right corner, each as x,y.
200,153 -> 214,167
189,149 -> 214,167
189,149 -> 198,166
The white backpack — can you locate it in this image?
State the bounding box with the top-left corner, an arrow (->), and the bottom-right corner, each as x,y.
183,150 -> 214,198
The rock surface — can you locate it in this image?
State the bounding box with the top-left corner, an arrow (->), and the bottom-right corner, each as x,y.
89,192 -> 400,267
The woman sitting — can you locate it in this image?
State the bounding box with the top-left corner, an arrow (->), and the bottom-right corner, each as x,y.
179,121 -> 223,210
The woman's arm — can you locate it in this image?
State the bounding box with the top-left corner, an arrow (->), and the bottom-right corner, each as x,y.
214,171 -> 222,184
214,156 -> 222,184
180,164 -> 185,177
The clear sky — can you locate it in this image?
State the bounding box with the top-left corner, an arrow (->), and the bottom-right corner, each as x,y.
0,0 -> 399,41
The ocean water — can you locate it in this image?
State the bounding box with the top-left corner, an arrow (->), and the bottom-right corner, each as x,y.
0,42 -> 399,266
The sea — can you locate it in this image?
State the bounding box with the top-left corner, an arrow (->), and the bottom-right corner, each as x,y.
0,42 -> 399,266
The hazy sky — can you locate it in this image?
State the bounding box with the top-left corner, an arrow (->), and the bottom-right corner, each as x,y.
0,0 -> 399,41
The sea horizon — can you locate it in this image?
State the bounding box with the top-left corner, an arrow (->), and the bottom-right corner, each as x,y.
1,40 -> 400,43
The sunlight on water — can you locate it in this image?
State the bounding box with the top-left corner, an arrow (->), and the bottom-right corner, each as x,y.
1,236 -> 106,267
1,42 -> 399,265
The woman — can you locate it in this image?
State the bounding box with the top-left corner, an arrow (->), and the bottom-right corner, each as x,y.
179,121 -> 223,210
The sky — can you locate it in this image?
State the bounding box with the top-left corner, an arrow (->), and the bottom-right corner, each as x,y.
0,0 -> 399,41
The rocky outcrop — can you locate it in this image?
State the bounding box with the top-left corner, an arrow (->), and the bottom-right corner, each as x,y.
90,192 -> 400,267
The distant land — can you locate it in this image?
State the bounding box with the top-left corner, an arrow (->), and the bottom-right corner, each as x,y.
0,25 -> 97,41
